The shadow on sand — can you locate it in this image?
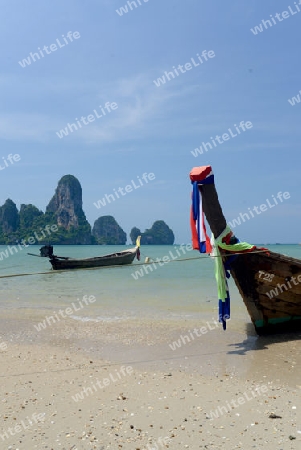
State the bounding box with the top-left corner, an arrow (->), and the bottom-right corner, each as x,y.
227,322 -> 301,355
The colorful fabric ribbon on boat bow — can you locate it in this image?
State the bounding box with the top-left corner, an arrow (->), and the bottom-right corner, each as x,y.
189,166 -> 259,330
136,236 -> 141,261
211,226 -> 256,330
190,166 -> 213,253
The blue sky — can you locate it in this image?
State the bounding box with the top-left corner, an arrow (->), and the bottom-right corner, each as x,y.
1,0 -> 300,244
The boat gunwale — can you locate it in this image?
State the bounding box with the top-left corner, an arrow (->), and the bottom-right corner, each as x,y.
51,247 -> 137,262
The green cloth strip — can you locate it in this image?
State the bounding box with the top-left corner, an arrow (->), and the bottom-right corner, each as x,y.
212,225 -> 255,301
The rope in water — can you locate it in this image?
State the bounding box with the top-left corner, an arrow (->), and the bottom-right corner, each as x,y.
0,250 -> 268,279
140,249 -> 268,263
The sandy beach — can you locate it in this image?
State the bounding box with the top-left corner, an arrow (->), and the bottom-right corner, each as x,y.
1,0 -> 301,446
1,310 -> 300,450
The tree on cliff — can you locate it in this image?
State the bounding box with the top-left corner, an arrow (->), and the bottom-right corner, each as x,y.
0,200 -> 59,244
19,204 -> 44,230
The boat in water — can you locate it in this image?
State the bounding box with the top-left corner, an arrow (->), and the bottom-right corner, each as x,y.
30,237 -> 141,271
190,165 -> 301,335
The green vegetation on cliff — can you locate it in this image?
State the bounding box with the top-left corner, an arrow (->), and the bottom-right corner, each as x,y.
0,199 -> 20,244
0,199 -> 19,234
92,216 -> 126,245
129,227 -> 141,244
0,176 -> 175,245
130,220 -> 174,245
46,174 -> 92,244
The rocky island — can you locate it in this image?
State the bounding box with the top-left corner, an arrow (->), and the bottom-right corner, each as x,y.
130,221 -> 175,245
0,175 -> 175,245
92,216 -> 126,245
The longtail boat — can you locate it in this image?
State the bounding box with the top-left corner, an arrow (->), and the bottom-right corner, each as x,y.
30,237 -> 141,271
190,166 -> 301,335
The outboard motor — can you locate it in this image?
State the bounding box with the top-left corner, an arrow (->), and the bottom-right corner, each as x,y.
40,245 -> 54,258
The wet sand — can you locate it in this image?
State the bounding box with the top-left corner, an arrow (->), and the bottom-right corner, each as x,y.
0,310 -> 300,449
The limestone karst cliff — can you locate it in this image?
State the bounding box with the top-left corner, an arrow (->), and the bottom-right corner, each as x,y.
45,175 -> 92,244
0,199 -> 19,235
130,220 -> 175,245
92,216 -> 127,245
0,176 -> 175,245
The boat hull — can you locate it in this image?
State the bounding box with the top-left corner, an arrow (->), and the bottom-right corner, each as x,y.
49,248 -> 137,270
190,166 -> 301,335
227,250 -> 301,334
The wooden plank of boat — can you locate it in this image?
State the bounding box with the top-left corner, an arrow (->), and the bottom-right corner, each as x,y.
192,165 -> 301,335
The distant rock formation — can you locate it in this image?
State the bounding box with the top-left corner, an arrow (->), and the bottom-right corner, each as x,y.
130,220 -> 175,245
129,227 -> 141,244
46,175 -> 84,229
92,216 -> 127,245
0,199 -> 19,235
0,175 -> 175,245
46,175 -> 92,244
19,204 -> 43,230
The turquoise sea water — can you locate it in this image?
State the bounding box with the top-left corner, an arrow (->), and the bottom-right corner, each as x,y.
0,244 -> 300,323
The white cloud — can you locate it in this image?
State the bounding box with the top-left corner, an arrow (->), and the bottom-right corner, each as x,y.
0,73 -> 196,143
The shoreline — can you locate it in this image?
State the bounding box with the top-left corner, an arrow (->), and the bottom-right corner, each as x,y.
1,309 -> 300,383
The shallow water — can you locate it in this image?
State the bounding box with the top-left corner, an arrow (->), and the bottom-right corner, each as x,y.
0,244 -> 300,325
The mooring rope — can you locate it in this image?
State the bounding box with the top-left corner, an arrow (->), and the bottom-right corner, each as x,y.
0,250 -> 268,279
139,249 -> 268,263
